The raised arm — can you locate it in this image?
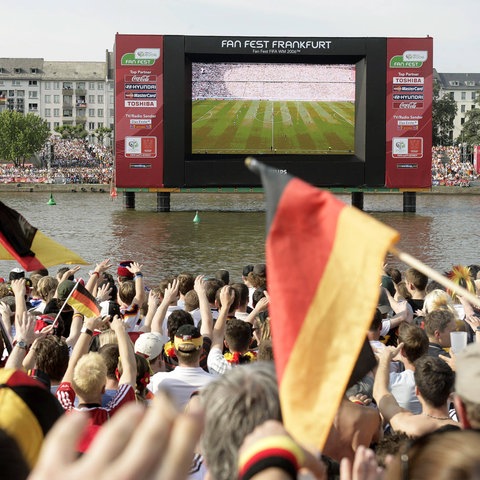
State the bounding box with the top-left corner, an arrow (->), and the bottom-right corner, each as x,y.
5,311 -> 37,370
211,285 -> 235,350
151,279 -> 179,336
61,316 -> 103,385
140,289 -> 161,333
195,275 -> 213,339
126,261 -> 145,306
10,278 -> 27,321
85,258 -> 112,295
373,343 -> 406,426
110,316 -> 136,387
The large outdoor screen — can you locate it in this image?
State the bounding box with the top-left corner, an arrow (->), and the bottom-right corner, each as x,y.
191,62 -> 355,156
115,35 -> 433,189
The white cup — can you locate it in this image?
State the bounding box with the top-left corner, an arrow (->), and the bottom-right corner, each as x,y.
450,331 -> 468,354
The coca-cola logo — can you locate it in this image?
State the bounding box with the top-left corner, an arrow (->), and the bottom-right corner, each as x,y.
124,74 -> 157,83
393,101 -> 424,109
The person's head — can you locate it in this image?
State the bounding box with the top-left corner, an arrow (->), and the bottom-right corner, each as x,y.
98,344 -> 120,381
397,322 -> 428,364
384,266 -> 402,284
117,261 -> 134,282
118,353 -> 150,403
134,332 -> 166,374
423,289 -> 457,316
242,264 -> 254,284
367,308 -> 383,340
184,290 -> 199,312
445,265 -> 476,302
386,429 -> 480,480
173,324 -> 203,366
375,431 -> 411,468
454,342 -> 480,429
424,309 -> 457,347
167,309 -> 194,341
247,263 -> 267,290
29,273 -> 44,297
200,362 -> 281,480
405,268 -> 428,293
9,268 -> 25,282
204,278 -> 224,305
118,280 -> 136,306
34,336 -> 69,383
56,266 -> 74,282
252,288 -> 266,308
36,275 -> 58,303
257,339 -> 274,361
425,280 -> 447,294
225,319 -> 253,354
72,352 -> 107,402
215,285 -> 239,314
215,269 -> 230,285
177,272 -> 195,296
231,282 -> 249,309
395,281 -> 412,300
96,329 -> 119,349
413,356 -> 454,408
158,277 -> 178,304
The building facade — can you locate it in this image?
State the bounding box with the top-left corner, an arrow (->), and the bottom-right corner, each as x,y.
0,52 -> 114,142
434,70 -> 480,144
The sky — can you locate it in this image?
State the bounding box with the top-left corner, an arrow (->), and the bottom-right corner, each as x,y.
1,0 -> 478,73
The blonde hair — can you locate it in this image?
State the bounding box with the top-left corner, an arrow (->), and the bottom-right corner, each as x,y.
72,352 -> 107,400
423,289 -> 458,319
97,329 -> 118,348
36,276 -> 59,302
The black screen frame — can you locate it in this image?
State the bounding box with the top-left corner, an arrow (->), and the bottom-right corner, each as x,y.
163,36 -> 387,188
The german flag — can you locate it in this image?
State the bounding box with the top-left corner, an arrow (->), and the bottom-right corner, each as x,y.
246,158 -> 399,450
67,282 -> 100,318
0,369 -> 64,467
0,201 -> 87,271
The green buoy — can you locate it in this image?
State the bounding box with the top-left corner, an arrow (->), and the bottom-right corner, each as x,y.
193,211 -> 200,223
47,193 -> 56,205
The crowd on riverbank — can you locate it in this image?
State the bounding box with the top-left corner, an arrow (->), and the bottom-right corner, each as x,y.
0,141 -> 479,187
1,258 -> 480,479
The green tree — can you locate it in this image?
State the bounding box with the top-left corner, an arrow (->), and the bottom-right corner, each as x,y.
432,79 -> 457,146
94,126 -> 112,145
0,110 -> 50,167
456,92 -> 480,146
54,124 -> 88,140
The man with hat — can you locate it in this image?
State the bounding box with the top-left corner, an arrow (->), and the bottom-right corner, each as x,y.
134,332 -> 167,374
148,324 -> 214,410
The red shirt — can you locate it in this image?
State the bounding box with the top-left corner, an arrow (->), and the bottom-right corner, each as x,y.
56,382 -> 135,452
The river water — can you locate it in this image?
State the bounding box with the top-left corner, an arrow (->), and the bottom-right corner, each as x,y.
1,191 -> 479,285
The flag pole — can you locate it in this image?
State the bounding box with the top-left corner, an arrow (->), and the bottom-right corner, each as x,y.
390,246 -> 480,309
53,280 -> 80,328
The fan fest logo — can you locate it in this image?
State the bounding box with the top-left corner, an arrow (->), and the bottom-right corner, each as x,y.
121,48 -> 160,66
389,50 -> 428,68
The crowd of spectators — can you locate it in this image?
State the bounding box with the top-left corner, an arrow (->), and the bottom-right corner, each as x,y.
0,141 -> 479,187
432,146 -> 478,187
0,138 -> 114,185
192,63 -> 355,102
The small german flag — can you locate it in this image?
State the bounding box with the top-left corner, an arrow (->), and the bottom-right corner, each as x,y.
246,158 -> 399,450
67,282 -> 100,318
0,201 -> 87,271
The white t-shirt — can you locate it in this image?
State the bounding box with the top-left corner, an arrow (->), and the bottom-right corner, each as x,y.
389,369 -> 422,414
148,366 -> 215,410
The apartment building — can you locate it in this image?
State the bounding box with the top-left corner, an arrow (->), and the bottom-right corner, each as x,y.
434,69 -> 480,143
0,51 -> 114,141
